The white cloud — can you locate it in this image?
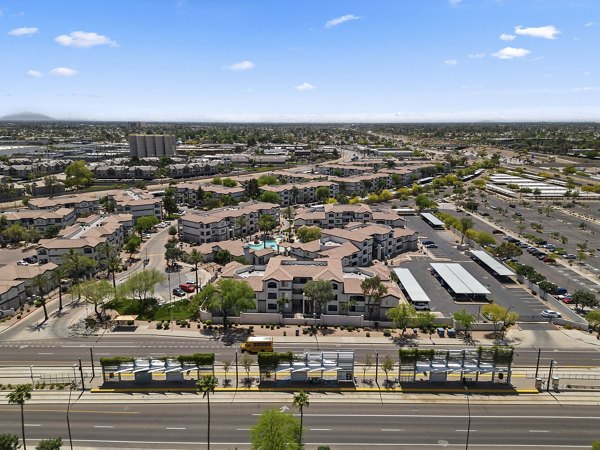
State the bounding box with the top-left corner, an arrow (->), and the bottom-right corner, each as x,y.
50,67 -> 78,77
54,31 -> 118,48
8,27 -> 38,36
514,25 -> 560,40
468,52 -> 486,58
444,59 -> 458,66
294,82 -> 315,91
584,21 -> 596,27
500,33 -> 516,41
324,14 -> 361,29
492,47 -> 530,60
26,70 -> 42,78
227,60 -> 255,71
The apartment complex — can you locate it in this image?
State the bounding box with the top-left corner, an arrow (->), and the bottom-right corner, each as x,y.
37,214 -> 133,264
259,181 -> 339,206
178,201 -> 280,244
112,190 -> 163,221
222,257 -> 405,320
3,208 -> 77,232
176,181 -> 246,207
294,203 -> 405,229
0,263 -> 58,310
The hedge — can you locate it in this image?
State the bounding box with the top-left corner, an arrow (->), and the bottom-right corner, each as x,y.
257,352 -> 294,369
100,356 -> 134,366
478,346 -> 514,365
398,348 -> 435,364
176,353 -> 215,366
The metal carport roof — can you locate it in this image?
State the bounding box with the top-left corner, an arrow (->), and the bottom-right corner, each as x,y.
430,263 -> 490,295
470,250 -> 515,277
393,268 -> 431,303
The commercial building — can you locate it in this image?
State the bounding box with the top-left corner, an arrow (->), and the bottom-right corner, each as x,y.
129,135 -> 176,158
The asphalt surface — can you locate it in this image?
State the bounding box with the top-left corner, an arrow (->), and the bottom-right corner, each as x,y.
0,402 -> 598,449
2,335 -> 600,369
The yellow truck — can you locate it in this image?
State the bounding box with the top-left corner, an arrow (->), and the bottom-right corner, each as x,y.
240,336 -> 273,353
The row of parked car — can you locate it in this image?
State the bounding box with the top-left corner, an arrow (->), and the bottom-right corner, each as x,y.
504,236 -> 578,263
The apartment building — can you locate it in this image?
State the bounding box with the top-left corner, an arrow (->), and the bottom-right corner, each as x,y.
317,163 -> 374,177
0,263 -> 58,310
37,214 -> 132,264
28,192 -> 103,216
176,182 -> 246,207
222,257 -> 405,320
294,203 -> 405,229
178,201 -> 280,244
112,190 -> 163,221
259,181 -> 339,206
3,208 -> 77,232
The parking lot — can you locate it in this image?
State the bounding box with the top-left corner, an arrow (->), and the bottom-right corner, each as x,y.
399,215 -> 573,321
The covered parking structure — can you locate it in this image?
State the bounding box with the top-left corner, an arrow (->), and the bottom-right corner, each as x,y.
393,267 -> 431,309
470,250 -> 515,279
430,263 -> 490,300
421,212 -> 445,230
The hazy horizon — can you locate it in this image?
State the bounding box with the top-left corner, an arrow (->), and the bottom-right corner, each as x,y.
1,0 -> 599,122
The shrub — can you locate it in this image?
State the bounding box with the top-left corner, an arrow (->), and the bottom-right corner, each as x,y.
366,332 -> 371,337
347,326 -> 355,332
204,320 -> 213,326
248,326 -> 254,333
156,322 -> 163,329
164,322 -> 170,330
383,330 -> 392,337
16,315 -> 21,320
302,328 -> 309,334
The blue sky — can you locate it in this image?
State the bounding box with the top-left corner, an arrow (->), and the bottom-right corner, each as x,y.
0,0 -> 599,122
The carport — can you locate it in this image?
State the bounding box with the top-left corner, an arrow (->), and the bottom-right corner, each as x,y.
430,263 -> 490,300
393,267 -> 431,309
470,250 -> 515,279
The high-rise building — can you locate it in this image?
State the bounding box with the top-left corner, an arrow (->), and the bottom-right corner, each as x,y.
129,135 -> 176,158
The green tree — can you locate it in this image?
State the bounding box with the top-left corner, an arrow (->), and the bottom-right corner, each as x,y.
257,174 -> 278,186
292,391 -> 310,448
61,249 -> 97,301
415,194 -> 437,211
303,279 -> 334,315
50,265 -> 68,312
250,409 -> 300,450
2,224 -> 27,244
592,440 -> 600,450
416,311 -> 436,336
0,434 -> 20,450
222,178 -> 237,187
43,175 -> 59,199
31,274 -> 49,323
214,249 -> 232,266
260,191 -> 280,204
134,215 -> 159,236
162,187 -> 178,216
64,160 -> 94,190
316,186 -> 329,202
187,249 -> 204,291
119,269 -> 166,304
481,303 -> 519,335
124,235 -> 141,259
6,384 -> 32,450
245,178 -> 260,199
382,355 -> 395,385
586,310 -> 600,331
458,216 -> 473,245
296,225 -> 321,243
571,290 -> 599,312
197,375 -> 218,450
78,279 -> 114,321
494,242 -> 523,259
196,279 -> 255,329
35,438 -> 62,450
386,303 -> 416,335
360,275 -> 388,320
258,214 -> 278,240
452,309 -> 476,335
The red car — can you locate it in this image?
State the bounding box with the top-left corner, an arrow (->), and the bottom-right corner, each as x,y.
179,283 -> 196,293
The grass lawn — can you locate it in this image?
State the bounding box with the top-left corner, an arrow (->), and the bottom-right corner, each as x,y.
104,297 -> 198,321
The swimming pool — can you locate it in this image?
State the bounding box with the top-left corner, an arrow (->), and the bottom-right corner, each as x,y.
247,239 -> 279,250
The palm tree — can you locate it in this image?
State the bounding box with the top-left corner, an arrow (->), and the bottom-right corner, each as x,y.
187,249 -> 204,292
31,274 -> 49,323
292,391 -> 310,447
62,249 -> 96,302
7,384 -> 32,450
458,216 -> 474,245
197,375 -> 218,450
98,242 -> 121,290
234,216 -> 247,238
50,265 -> 67,312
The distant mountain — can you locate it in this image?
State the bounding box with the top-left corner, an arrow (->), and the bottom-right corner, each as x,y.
0,112 -> 55,121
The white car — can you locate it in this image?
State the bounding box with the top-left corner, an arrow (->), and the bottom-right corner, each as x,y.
17,260 -> 29,266
541,310 -> 561,319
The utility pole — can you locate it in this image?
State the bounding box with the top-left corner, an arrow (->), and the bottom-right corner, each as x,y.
78,358 -> 85,392
235,352 -> 239,388
546,360 -> 555,392
465,386 -> 471,450
534,348 -> 541,379
375,352 -> 379,386
90,347 -> 95,379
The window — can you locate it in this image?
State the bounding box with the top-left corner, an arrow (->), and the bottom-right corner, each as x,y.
267,293 -> 277,300
332,284 -> 338,290
267,303 -> 277,310
328,304 -> 338,312
267,282 -> 277,289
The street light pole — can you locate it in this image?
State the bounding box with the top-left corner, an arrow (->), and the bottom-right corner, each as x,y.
534,348 -> 541,379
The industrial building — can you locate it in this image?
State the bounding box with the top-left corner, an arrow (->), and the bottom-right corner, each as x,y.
128,135 -> 176,158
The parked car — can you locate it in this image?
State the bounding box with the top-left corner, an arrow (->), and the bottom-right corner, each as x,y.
172,287 -> 186,297
422,240 -> 435,245
541,310 -> 561,319
543,256 -> 556,264
16,260 -> 29,266
558,295 -> 573,304
424,243 -> 438,249
514,212 -> 522,217
563,254 -> 577,260
492,229 -> 504,235
509,204 -> 516,208
179,283 -> 196,293
481,212 -> 490,217
555,287 -> 568,295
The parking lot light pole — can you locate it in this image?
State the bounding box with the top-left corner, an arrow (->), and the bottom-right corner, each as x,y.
547,360 -> 555,392
465,386 -> 471,450
534,348 -> 541,379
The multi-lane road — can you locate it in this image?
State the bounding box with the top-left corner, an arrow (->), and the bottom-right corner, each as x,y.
0,402 -> 598,449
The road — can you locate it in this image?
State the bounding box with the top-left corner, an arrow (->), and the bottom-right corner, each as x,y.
0,401 -> 598,449
1,334 -> 600,369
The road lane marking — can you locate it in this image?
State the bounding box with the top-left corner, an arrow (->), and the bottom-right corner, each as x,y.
166,427 -> 187,430
94,425 -> 114,428
380,429 -> 404,432
38,352 -> 54,355
310,428 -> 332,431
24,424 -> 41,427
456,429 -> 478,432
529,430 -> 549,433
236,428 -> 251,431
